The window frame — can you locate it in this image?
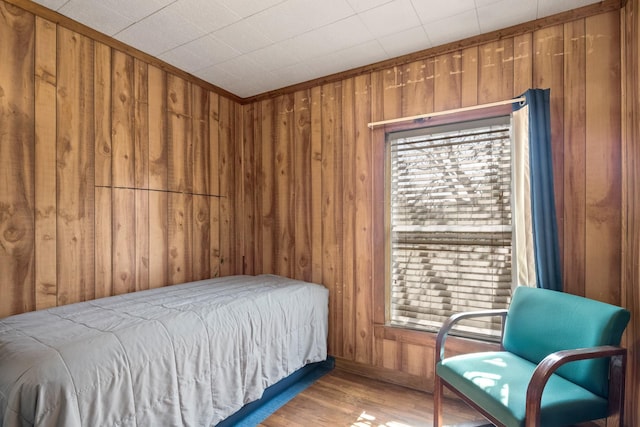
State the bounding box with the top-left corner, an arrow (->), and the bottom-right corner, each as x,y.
375,104 -> 514,342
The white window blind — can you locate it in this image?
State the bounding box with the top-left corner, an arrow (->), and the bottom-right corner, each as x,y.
389,116 -> 513,339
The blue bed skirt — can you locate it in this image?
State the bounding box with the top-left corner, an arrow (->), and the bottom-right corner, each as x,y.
218,357 -> 335,426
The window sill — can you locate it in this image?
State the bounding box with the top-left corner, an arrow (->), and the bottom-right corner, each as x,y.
374,324 -> 500,353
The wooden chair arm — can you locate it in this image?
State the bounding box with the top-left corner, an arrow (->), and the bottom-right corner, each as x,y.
435,309 -> 508,363
525,345 -> 627,427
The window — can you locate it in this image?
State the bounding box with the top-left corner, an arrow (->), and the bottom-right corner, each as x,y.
387,116 -> 513,339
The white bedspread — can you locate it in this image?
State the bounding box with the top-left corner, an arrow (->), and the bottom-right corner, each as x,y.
0,274 -> 328,426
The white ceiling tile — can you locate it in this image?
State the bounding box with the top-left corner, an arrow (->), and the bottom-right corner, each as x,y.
32,0 -> 68,11
423,10 -> 480,47
115,7 -> 204,56
248,0 -> 356,43
171,0 -> 241,34
159,35 -> 240,72
332,39 -> 388,70
97,0 -> 175,22
59,0 -> 133,35
245,44 -> 301,72
477,0 -> 537,33
346,0 -> 394,13
211,19 -> 273,53
270,62 -> 316,87
302,55 -> 351,80
410,0 -> 476,24
214,56 -> 268,81
213,0 -> 286,18
474,0 -> 503,6
192,64 -> 233,85
357,0 -> 422,38
281,16 -> 373,61
378,25 -> 431,58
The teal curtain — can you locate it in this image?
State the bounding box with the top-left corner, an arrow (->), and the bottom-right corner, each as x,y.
513,89 -> 562,291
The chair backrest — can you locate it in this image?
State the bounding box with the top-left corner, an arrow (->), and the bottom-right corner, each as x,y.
502,286 -> 630,397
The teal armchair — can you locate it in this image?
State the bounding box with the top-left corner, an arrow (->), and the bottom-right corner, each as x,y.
434,286 -> 630,427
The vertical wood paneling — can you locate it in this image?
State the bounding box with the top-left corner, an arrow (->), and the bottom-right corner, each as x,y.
134,59 -> 149,292
148,65 -> 168,289
294,91 -> 312,281
0,0 -> 235,319
218,96 -> 234,276
310,86 -> 323,284
0,3 -> 35,317
460,46 -> 478,107
93,42 -> 112,299
94,42 -> 111,187
149,190 -> 168,288
622,2 -> 640,424
112,50 -> 135,188
167,74 -> 192,193
563,20 -> 587,297
585,12 -> 621,305
513,33 -> 533,96
148,65 -> 167,191
135,189 -> 149,291
95,187 -> 112,297
169,193 -> 193,285
275,94 -> 295,277
56,27 -> 94,306
342,78 -> 356,360
370,70 -> 386,329
192,195 -> 210,280
192,85 -> 211,280
354,74 -> 373,365
378,67 -> 400,361
383,66 -> 402,120
257,99 -> 276,274
322,82 -> 344,357
434,52 -> 461,111
478,39 -> 514,103
402,60 -> 433,117
113,188 -> 135,295
34,16 -> 57,310
234,104 -> 244,275
134,59 -> 149,190
192,84 -> 209,195
242,103 -> 255,275
209,92 -> 221,276
533,25 -> 565,261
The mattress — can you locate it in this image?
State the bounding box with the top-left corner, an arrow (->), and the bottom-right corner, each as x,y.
0,274 -> 328,426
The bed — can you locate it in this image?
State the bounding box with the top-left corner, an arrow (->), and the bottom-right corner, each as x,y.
0,274 -> 328,427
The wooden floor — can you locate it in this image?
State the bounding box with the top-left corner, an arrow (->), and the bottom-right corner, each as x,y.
259,368 -> 604,427
259,368 -> 487,427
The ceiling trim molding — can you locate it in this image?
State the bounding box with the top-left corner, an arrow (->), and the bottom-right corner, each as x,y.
5,0 -> 244,103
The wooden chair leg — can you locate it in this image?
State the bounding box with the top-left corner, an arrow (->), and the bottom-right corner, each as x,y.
606,353 -> 626,427
434,375 -> 443,427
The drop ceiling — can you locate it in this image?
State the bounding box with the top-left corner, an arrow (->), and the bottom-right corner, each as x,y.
32,0 -> 601,98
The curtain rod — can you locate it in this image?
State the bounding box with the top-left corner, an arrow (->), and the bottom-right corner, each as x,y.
367,97 -> 526,129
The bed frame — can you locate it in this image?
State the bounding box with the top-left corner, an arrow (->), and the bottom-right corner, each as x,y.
0,274 -> 329,426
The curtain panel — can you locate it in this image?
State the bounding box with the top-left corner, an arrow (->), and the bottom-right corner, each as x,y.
512,89 -> 563,291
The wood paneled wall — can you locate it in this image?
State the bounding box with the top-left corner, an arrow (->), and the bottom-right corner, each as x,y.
622,1 -> 640,426
240,4 -> 627,406
0,0 -> 241,318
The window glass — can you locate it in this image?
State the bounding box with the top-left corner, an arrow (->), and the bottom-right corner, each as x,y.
388,116 -> 513,339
